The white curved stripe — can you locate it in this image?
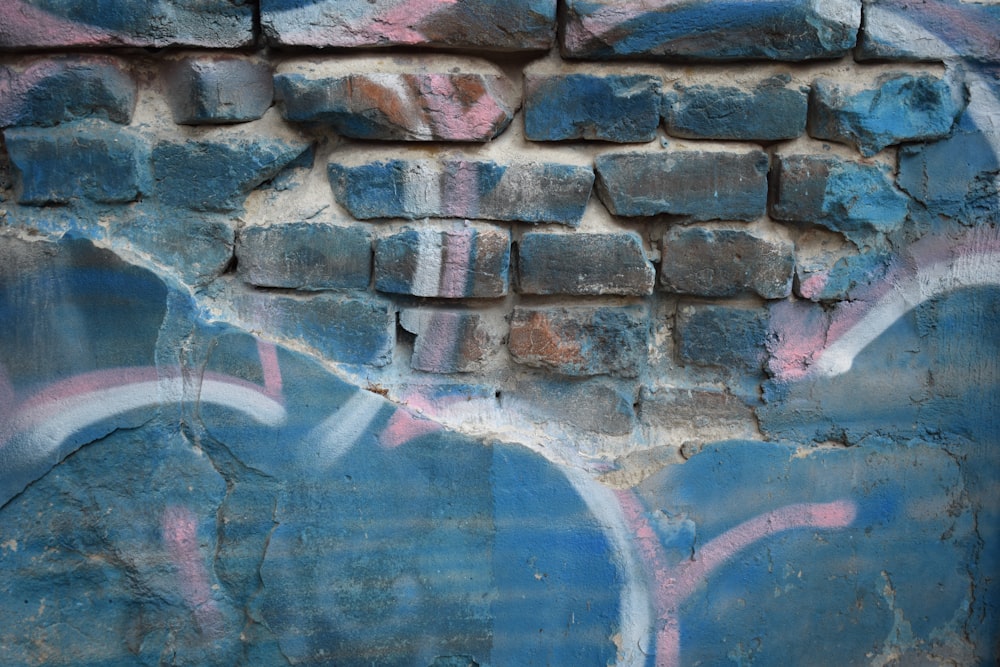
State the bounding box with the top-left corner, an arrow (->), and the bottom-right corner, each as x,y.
814,251 -> 1000,377
303,390 -> 385,467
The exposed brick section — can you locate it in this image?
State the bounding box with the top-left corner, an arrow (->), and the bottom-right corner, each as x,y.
508,305 -> 648,378
595,149 -> 769,221
329,158 -> 594,226
4,121 -> 150,205
809,73 -> 965,157
771,154 -> 910,238
260,0 -> 557,51
113,211 -> 235,286
375,227 -> 510,298
0,56 -> 136,128
165,57 -> 273,126
659,227 -> 794,299
275,58 -> 518,142
237,223 -> 372,291
638,387 -> 757,442
0,0 -> 253,49
510,377 -> 636,436
153,138 -> 312,213
230,291 -> 395,367
561,0 -> 861,61
517,232 -> 655,296
675,304 -> 769,372
858,0 -> 1000,64
523,73 -> 661,142
665,75 -> 808,141
400,309 -> 500,373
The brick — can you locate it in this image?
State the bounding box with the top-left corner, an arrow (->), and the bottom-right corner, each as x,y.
4,121 -> 150,205
796,252 -> 892,302
808,73 -> 965,157
400,309 -> 501,373
0,56 -> 136,128
230,291 -> 395,367
858,0 -> 1000,64
375,227 -> 509,298
675,304 -> 768,372
523,73 -> 661,142
329,158 -> 593,226
666,75 -> 808,141
638,386 -> 757,442
0,0 -> 253,49
509,377 -> 636,436
165,57 -> 273,125
237,223 -> 371,291
508,305 -> 648,378
517,232 -> 655,296
153,138 -> 312,213
260,0 -> 556,51
561,0 -> 860,61
595,149 -> 768,221
771,154 -> 910,238
659,227 -> 794,299
275,58 -> 517,142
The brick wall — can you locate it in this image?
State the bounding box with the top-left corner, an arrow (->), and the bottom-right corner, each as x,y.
0,1 -> 998,665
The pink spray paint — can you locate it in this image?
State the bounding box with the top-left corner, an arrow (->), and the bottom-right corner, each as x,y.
161,505 -> 223,637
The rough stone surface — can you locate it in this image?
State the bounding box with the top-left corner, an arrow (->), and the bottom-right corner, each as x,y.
771,154 -> 910,239
595,149 -> 769,221
638,386 -> 757,443
508,377 -> 637,436
165,57 -> 273,125
524,73 -> 661,142
561,0 -> 861,61
401,309 -> 500,373
508,305 -> 648,377
237,222 -> 372,291
260,0 -> 557,51
0,0 -> 254,49
4,121 -> 150,204
329,158 -> 594,226
808,73 -> 966,157
0,56 -> 136,128
153,138 -> 311,212
659,227 -> 794,299
858,0 -> 1000,64
517,231 -> 655,296
375,227 -> 510,298
795,251 -> 893,302
276,58 -> 518,142
666,75 -> 808,141
676,304 -> 769,372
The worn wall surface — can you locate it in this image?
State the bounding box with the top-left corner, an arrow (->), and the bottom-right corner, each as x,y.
1,1 -> 998,665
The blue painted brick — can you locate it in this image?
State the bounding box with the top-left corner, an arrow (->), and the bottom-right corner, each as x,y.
4,121 -> 150,205
858,0 -> 1000,64
509,377 -> 637,436
400,308 -> 501,373
666,75 -> 808,141
595,149 -> 769,221
165,57 -> 273,125
237,223 -> 371,291
676,304 -> 769,372
524,73 -> 661,142
517,232 -> 655,296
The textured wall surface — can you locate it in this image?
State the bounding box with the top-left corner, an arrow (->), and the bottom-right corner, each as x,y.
1,1 -> 998,665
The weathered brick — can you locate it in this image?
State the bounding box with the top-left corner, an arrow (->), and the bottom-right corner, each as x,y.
508,305 -> 648,378
4,121 -> 150,205
400,309 -> 501,373
165,57 -> 273,125
375,227 -> 509,298
230,291 -> 396,367
771,154 -> 910,238
275,58 -> 517,142
659,227 -> 794,299
858,0 -> 1000,64
509,377 -> 636,436
675,304 -> 768,372
796,252 -> 892,302
638,386 -> 757,442
260,0 -> 556,51
237,223 -> 371,291
523,73 -> 661,142
153,138 -> 312,212
666,75 -> 808,141
595,149 -> 769,221
329,158 -> 593,226
517,232 -> 655,296
0,0 -> 253,49
808,73 -> 965,157
0,56 -> 136,128
561,0 -> 860,61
